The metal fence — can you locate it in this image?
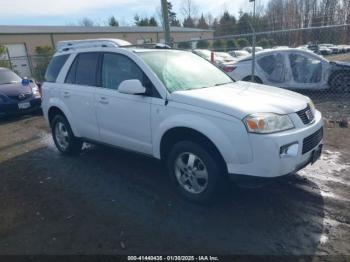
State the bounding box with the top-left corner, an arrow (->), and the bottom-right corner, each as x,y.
0,55 -> 52,82
174,24 -> 350,125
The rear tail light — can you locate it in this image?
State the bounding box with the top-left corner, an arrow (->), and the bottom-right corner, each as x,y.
223,66 -> 236,73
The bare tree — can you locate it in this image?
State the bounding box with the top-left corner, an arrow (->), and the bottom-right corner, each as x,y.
180,0 -> 198,18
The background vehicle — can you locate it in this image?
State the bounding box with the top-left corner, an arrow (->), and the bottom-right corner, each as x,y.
228,48 -> 350,92
192,49 -> 236,73
42,39 -> 324,203
0,67 -> 41,117
243,46 -> 264,53
228,50 -> 250,59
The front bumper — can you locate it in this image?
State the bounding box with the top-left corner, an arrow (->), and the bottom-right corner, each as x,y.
227,110 -> 324,178
0,98 -> 42,117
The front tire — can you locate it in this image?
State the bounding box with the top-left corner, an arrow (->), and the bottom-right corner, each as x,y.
166,141 -> 226,203
51,115 -> 82,156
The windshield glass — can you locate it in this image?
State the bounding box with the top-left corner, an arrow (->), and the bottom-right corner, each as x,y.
0,69 -> 22,85
138,50 -> 233,93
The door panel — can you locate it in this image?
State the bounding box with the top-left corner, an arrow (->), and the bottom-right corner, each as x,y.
95,52 -> 153,155
256,52 -> 290,88
287,52 -> 326,89
95,89 -> 152,154
60,84 -> 99,140
61,52 -> 100,140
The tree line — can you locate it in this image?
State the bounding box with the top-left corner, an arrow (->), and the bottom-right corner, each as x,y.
76,0 -> 350,47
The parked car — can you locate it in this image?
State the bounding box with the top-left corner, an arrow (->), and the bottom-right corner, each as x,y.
243,46 -> 264,53
228,50 -> 250,59
192,49 -> 236,73
319,44 -> 340,54
42,39 -> 324,203
228,48 -> 350,92
0,67 -> 41,117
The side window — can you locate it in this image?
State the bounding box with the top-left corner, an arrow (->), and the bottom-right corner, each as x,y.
257,53 -> 286,83
289,53 -> 322,83
101,53 -> 143,90
45,54 -> 69,82
65,53 -> 99,86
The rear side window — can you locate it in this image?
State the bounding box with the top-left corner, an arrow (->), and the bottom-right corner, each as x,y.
45,54 -> 69,82
65,53 -> 99,86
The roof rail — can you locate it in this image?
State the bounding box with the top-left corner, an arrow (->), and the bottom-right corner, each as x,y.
56,38 -> 132,52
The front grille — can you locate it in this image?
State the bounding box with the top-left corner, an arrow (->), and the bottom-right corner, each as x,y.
8,93 -> 32,101
296,105 -> 315,125
302,127 -> 323,154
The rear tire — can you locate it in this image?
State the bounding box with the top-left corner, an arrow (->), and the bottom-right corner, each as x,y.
51,114 -> 82,156
166,141 -> 226,204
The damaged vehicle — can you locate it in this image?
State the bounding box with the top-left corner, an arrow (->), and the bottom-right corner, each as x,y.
228,48 -> 350,92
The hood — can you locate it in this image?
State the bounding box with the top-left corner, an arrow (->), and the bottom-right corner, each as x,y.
0,82 -> 33,97
330,61 -> 350,68
170,81 -> 310,119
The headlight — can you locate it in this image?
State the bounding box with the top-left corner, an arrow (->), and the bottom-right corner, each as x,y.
244,113 -> 294,134
31,85 -> 41,97
308,99 -> 316,113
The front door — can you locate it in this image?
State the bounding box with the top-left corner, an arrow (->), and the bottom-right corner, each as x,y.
95,52 -> 152,155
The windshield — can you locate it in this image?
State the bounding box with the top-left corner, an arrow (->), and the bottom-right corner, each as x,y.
138,50 -> 233,93
0,69 -> 22,85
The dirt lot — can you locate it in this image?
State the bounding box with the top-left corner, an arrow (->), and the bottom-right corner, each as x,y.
0,115 -> 349,256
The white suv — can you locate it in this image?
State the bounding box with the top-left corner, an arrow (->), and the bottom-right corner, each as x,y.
42,39 -> 324,203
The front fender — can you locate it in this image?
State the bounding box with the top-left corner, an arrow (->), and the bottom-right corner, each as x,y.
153,113 -> 252,165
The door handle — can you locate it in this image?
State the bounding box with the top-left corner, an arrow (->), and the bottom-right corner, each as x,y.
99,97 -> 109,104
63,91 -> 70,98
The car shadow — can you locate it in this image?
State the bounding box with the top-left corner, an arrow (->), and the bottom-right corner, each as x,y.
0,143 -> 325,255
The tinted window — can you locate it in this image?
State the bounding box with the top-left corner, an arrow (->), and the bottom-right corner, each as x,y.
102,53 -> 144,90
75,53 -> 99,86
45,54 -> 69,82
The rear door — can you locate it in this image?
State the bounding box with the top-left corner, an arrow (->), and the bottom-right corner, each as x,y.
61,52 -> 100,140
256,52 -> 291,88
286,51 -> 329,90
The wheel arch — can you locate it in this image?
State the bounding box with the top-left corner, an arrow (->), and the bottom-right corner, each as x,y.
159,127 -> 227,173
47,102 -> 80,137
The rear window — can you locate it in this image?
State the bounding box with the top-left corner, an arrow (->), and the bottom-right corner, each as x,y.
45,55 -> 69,82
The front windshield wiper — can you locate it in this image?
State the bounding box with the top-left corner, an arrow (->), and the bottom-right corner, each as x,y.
215,82 -> 233,86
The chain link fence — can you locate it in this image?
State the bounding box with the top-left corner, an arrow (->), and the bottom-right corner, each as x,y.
174,24 -> 350,126
0,55 -> 52,83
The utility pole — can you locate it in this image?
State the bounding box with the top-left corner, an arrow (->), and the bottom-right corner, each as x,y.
161,0 -> 171,45
250,0 -> 256,82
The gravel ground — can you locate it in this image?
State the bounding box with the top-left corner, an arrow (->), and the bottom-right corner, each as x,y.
0,115 -> 349,256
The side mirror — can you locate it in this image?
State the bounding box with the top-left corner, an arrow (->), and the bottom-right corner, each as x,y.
118,79 -> 146,95
22,78 -> 30,86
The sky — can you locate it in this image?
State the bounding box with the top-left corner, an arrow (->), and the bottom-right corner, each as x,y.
0,0 -> 265,26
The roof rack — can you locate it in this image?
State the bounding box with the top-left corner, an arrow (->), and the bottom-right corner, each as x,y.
56,38 -> 132,52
